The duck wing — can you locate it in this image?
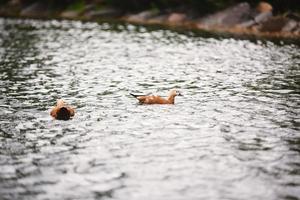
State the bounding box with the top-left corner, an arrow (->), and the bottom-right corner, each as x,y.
130,93 -> 151,98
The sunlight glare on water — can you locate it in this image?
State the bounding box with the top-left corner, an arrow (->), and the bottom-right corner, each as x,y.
0,18 -> 299,200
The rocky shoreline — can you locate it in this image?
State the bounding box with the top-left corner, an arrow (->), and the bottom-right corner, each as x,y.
1,0 -> 300,41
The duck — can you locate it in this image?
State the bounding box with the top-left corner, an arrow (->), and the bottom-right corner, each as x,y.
50,99 -> 75,120
130,89 -> 182,104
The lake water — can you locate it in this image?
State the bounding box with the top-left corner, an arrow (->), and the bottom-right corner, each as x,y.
0,18 -> 299,200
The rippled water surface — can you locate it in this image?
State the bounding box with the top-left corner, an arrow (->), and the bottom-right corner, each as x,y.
0,18 -> 299,200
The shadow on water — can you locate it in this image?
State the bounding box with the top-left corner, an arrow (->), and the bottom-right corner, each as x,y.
0,19 -> 46,200
0,18 -> 45,137
246,51 -> 300,131
238,45 -> 300,200
111,21 -> 300,46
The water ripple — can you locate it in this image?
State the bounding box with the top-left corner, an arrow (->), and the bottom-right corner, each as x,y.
0,18 -> 299,200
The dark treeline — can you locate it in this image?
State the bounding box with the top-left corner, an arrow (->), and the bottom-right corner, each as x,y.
105,0 -> 300,14
1,0 -> 299,14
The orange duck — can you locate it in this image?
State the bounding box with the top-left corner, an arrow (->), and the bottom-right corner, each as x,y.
130,90 -> 182,104
50,99 -> 75,120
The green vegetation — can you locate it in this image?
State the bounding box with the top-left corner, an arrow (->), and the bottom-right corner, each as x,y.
66,0 -> 85,12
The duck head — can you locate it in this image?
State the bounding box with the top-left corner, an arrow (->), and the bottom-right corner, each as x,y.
169,89 -> 183,97
57,99 -> 66,107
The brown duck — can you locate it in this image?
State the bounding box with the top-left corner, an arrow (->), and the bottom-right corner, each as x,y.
130,90 -> 182,104
50,99 -> 75,120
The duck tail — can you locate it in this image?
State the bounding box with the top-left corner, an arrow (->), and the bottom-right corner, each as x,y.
130,93 -> 139,98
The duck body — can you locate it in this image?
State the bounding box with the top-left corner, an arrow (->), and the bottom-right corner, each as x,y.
50,99 -> 75,120
130,90 -> 182,105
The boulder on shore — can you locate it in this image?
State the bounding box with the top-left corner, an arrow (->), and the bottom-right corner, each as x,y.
20,1 -> 50,17
260,17 -> 298,32
147,15 -> 168,24
198,1 -> 273,29
60,11 -> 80,19
256,2 -> 272,13
84,7 -> 122,19
167,13 -> 186,24
0,0 -> 22,15
198,2 -> 252,28
126,10 -> 159,23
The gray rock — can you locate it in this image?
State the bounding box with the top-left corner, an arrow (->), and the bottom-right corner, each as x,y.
20,1 -> 49,17
282,20 -> 298,32
286,13 -> 300,21
61,11 -> 80,19
239,20 -> 256,28
239,11 -> 272,28
0,0 -> 21,15
294,24 -> 300,34
167,13 -> 186,24
254,11 -> 272,23
85,8 -> 122,19
83,4 -> 96,13
8,0 -> 21,7
199,2 -> 252,28
260,17 -> 298,32
126,10 -> 159,23
147,15 -> 168,24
